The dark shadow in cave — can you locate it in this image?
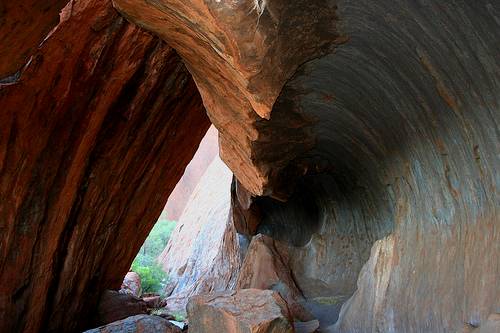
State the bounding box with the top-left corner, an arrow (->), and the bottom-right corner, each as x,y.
256,177 -> 321,247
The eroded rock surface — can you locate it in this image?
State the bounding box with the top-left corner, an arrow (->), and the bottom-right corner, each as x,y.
113,1 -> 500,332
1,0 -> 499,332
0,0 -> 68,78
84,314 -> 182,333
187,289 -> 293,333
0,0 -> 208,332
158,156 -> 241,312
95,290 -> 147,327
163,125 -> 219,221
112,0 -> 342,198
236,234 -> 315,322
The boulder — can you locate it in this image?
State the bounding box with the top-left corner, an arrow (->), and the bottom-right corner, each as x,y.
84,314 -> 181,333
96,290 -> 147,326
187,289 -> 293,333
237,234 -> 314,322
143,296 -> 161,308
121,272 -> 142,298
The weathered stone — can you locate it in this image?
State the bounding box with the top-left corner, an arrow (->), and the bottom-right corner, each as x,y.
121,272 -> 142,298
237,234 -> 301,301
231,177 -> 262,236
0,0 -> 68,78
0,0 -> 208,332
84,314 -> 182,333
475,313 -> 500,333
237,234 -> 314,322
294,320 -> 320,333
1,1 -> 499,333
158,155 -> 241,313
143,296 -> 161,309
96,290 -> 147,326
112,1 -> 500,332
112,0 -> 341,198
187,289 -> 294,333
162,125 -> 219,220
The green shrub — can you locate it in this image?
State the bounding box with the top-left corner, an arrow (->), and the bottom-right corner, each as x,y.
131,218 -> 176,294
131,262 -> 167,293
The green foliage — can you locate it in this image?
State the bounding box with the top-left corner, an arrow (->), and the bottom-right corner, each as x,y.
131,262 -> 167,294
171,311 -> 186,322
131,218 -> 176,294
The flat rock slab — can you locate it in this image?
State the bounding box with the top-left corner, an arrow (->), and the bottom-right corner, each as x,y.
84,315 -> 181,333
96,290 -> 147,326
187,289 -> 293,333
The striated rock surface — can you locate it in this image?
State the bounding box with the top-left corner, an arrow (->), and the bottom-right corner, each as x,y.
231,178 -> 262,236
163,125 -> 219,221
187,289 -> 294,333
473,313 -> 500,333
0,0 -> 68,78
114,0 -> 500,331
237,234 -> 301,302
0,0 -> 209,332
84,314 -> 182,333
236,234 -> 315,323
112,0 -> 342,198
158,156 -> 241,312
1,0 -> 498,332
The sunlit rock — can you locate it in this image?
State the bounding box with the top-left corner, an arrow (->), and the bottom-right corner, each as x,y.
187,289 -> 293,333
158,156 -> 241,312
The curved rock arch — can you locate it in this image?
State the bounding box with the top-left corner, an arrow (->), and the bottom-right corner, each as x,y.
114,0 -> 500,331
0,0 -> 498,332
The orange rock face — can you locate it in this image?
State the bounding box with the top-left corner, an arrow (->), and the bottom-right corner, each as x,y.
236,234 -> 315,322
0,0 -> 68,78
112,0 -> 341,197
113,1 -> 500,331
95,290 -> 147,327
1,0 -> 499,332
163,126 -> 219,221
0,1 -> 208,332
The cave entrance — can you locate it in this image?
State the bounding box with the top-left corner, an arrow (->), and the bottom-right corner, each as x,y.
122,125 -> 234,314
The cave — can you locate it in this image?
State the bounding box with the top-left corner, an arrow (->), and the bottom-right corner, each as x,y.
0,0 -> 499,332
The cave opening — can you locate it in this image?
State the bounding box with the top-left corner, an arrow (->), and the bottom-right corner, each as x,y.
1,0 -> 498,332
119,125 -> 236,318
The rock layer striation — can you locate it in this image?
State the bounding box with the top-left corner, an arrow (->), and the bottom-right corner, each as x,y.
114,0 -> 500,332
0,0 -> 208,332
0,0 -> 499,332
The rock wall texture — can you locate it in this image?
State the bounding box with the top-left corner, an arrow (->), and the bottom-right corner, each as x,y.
0,0 -> 209,332
162,125 -> 219,221
158,156 -> 241,312
84,314 -> 182,333
0,0 -> 498,332
114,1 -> 499,332
0,0 -> 68,78
187,289 -> 293,333
112,0 -> 342,198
